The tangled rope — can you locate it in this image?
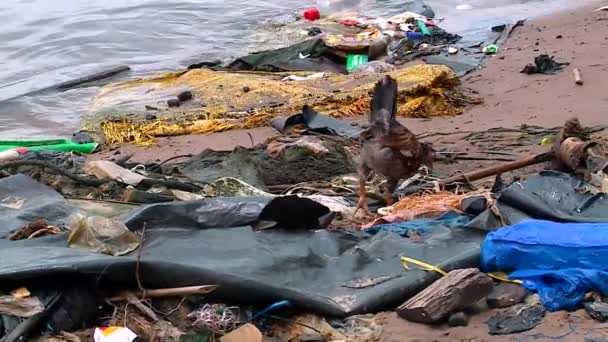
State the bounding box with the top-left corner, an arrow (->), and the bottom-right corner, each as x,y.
188,304 -> 242,336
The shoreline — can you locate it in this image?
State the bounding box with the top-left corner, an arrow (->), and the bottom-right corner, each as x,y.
89,1 -> 608,166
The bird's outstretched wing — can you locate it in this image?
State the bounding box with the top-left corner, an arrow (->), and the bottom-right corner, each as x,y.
367,76 -> 419,151
369,75 -> 398,133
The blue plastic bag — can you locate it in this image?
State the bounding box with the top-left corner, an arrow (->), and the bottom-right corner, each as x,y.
481,219 -> 608,311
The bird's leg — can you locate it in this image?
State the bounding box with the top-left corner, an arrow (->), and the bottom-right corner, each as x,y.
353,166 -> 372,218
385,179 -> 399,207
385,191 -> 393,207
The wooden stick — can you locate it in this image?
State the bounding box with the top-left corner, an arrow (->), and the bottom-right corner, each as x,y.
109,285 -> 218,302
440,152 -> 553,185
573,68 -> 583,85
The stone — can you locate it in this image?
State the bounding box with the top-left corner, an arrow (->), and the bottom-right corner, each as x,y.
167,98 -> 181,107
220,324 -> 262,342
448,312 -> 468,327
487,282 -> 528,308
177,90 -> 193,102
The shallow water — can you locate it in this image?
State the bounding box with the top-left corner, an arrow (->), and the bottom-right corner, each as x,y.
0,0 -> 587,138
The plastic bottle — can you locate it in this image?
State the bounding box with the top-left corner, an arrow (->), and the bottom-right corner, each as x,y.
416,20 -> 431,36
406,31 -> 425,40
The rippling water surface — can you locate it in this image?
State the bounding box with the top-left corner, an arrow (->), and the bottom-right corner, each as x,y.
0,0 -> 585,138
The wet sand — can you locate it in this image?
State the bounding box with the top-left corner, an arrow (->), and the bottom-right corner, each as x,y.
402,0 -> 608,133
379,309 -> 608,342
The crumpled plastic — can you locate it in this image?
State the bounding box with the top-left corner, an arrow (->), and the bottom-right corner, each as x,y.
67,214 -> 141,256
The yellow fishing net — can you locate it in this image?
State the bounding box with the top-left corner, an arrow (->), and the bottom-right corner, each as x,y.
89,64 -> 473,146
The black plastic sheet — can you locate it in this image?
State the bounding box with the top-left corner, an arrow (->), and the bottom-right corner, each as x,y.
271,106 -> 362,139
468,171 -> 608,231
0,174 -> 80,236
0,174 -> 486,317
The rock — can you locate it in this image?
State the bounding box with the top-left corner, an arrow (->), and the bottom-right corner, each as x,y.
243,86 -> 251,93
145,105 -> 159,111
584,302 -> 608,322
220,323 -> 262,342
177,91 -> 193,102
461,196 -> 487,215
487,282 -> 528,308
487,303 -> 545,335
167,98 -> 181,107
397,268 -> 494,323
144,113 -> 157,121
72,131 -> 95,144
448,312 -> 468,327
465,298 -> 489,315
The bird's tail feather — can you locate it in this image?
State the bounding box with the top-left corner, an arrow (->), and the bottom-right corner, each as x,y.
369,75 -> 398,124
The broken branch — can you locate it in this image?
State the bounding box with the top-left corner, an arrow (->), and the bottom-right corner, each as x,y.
440,152 -> 553,185
573,68 -> 583,85
108,285 -> 219,302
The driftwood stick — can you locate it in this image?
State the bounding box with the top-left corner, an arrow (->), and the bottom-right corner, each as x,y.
573,68 -> 583,85
109,285 -> 219,302
440,152 -> 553,185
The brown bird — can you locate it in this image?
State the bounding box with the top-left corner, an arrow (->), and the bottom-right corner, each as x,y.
355,75 -> 434,216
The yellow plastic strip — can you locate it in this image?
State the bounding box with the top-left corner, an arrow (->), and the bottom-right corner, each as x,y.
401,256 -> 522,284
401,256 -> 447,276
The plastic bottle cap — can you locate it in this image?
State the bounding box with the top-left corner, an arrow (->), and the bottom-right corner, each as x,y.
304,8 -> 320,21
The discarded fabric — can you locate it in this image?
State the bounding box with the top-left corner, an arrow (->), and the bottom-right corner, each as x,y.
486,303 -> 546,335
521,54 -> 569,75
364,211 -> 471,237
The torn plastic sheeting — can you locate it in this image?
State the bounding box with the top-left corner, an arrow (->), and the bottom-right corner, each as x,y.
0,174 -> 80,236
0,178 -> 486,316
0,226 -> 485,317
271,106 -> 362,139
467,171 -> 608,231
481,220 -> 608,311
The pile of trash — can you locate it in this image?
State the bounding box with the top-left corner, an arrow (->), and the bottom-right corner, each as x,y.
2,111 -> 608,341
3,3 -> 608,342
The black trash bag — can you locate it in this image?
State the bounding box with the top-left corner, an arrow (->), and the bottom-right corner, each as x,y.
271,105 -> 362,139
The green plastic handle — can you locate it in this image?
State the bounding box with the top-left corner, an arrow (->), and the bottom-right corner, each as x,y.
416,20 -> 431,36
